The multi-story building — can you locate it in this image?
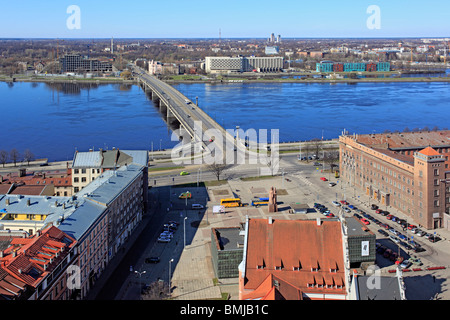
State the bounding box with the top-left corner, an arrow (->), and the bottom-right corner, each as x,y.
0,161 -> 149,300
59,163 -> 148,299
71,149 -> 148,196
238,217 -> 349,300
339,130 -> 450,230
60,54 -> 113,73
205,56 -> 284,74
0,225 -> 77,300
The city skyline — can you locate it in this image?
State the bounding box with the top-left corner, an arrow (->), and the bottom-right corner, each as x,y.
0,0 -> 449,39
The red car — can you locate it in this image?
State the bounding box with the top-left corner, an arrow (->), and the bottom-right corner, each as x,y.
326,213 -> 335,218
340,200 -> 349,205
360,218 -> 370,225
320,177 -> 328,181
408,224 -> 417,230
386,214 -> 393,220
375,209 -> 382,214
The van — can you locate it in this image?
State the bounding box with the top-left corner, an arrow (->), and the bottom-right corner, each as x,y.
192,204 -> 204,209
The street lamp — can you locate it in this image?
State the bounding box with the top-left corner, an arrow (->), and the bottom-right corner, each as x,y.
134,270 -> 146,300
169,259 -> 174,298
184,216 -> 188,250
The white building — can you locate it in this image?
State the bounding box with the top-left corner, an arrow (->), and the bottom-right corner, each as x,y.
205,56 -> 283,74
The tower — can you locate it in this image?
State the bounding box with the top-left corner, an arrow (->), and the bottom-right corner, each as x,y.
111,37 -> 114,54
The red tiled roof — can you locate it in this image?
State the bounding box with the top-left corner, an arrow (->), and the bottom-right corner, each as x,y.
0,226 -> 76,291
242,218 -> 346,300
418,146 -> 441,156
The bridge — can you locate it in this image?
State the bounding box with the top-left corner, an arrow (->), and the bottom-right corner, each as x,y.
130,64 -> 240,159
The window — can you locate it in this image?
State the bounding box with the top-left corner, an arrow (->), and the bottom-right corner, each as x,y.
74,169 -> 79,174
74,177 -> 79,183
434,169 -> 439,176
81,169 -> 86,174
81,177 -> 86,183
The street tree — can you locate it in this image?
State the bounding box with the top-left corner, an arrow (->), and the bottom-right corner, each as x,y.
9,149 -> 20,167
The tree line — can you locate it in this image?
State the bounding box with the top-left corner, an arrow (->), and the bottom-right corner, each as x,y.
0,148 -> 34,167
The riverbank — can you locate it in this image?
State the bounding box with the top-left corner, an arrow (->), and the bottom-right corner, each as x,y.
2,75 -> 450,85
0,75 -> 137,85
165,77 -> 450,84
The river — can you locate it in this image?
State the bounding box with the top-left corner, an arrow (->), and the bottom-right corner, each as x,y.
1,80 -> 449,161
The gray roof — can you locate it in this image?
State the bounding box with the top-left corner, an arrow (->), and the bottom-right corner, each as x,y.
72,151 -> 102,168
346,216 -> 375,237
76,164 -> 143,206
72,149 -> 148,168
356,275 -> 403,300
57,199 -> 106,240
120,150 -> 148,167
0,194 -> 74,217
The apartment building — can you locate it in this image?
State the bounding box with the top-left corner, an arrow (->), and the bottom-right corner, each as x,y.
205,56 -> 284,74
60,54 -> 113,73
0,160 -> 149,299
339,130 -> 450,230
0,226 -> 77,300
71,149 -> 148,194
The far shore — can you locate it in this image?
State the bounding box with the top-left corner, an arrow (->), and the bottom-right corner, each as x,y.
1,75 -> 450,85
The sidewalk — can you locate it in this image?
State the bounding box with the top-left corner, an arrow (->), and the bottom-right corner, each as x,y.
85,190 -> 160,300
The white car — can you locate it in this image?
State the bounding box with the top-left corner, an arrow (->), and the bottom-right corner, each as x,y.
400,260 -> 412,269
343,207 -> 351,213
332,201 -> 341,207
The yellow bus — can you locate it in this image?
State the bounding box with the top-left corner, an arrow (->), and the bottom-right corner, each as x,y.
220,198 -> 242,208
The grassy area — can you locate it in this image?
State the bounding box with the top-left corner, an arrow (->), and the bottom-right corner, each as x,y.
167,75 -> 203,81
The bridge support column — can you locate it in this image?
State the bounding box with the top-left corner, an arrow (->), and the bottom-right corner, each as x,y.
167,108 -> 176,124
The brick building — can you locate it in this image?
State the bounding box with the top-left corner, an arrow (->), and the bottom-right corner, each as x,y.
339,130 -> 450,230
238,217 -> 349,300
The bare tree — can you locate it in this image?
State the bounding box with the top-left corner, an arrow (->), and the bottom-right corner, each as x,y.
142,280 -> 170,300
207,163 -> 229,181
9,149 -> 20,167
310,138 -> 323,158
0,150 -> 8,167
323,150 -> 340,174
23,149 -> 34,165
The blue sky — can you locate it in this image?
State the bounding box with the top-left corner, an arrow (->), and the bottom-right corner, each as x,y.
0,0 -> 448,38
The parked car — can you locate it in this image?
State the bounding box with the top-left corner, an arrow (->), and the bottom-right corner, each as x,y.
320,177 -> 328,181
353,213 -> 362,219
380,210 -> 389,216
386,214 -> 393,220
378,229 -> 389,237
389,235 -> 400,243
417,230 -> 427,237
371,204 -> 378,210
328,182 -> 336,187
409,257 -> 423,266
145,257 -> 160,264
360,218 -> 370,225
375,209 -> 383,214
157,236 -> 171,243
429,235 -> 441,243
408,224 -> 417,230
398,234 -> 407,241
332,201 -> 341,207
343,207 -> 351,213
340,200 -> 349,205
399,260 -> 411,269
326,213 -> 335,217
